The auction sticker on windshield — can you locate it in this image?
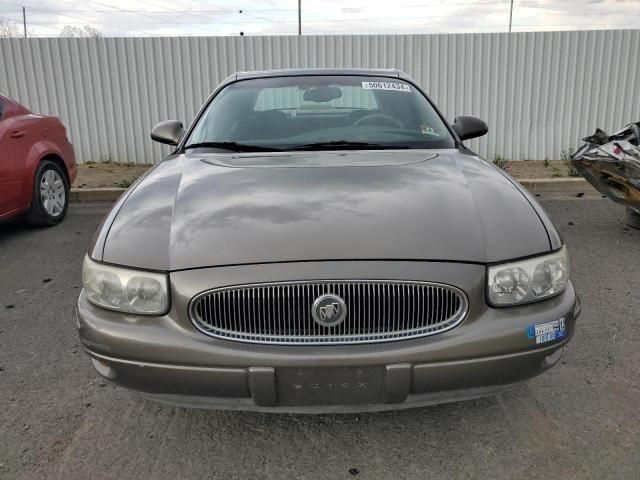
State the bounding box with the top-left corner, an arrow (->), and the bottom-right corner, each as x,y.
362,81 -> 411,92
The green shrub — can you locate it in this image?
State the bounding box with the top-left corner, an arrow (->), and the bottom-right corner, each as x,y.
115,178 -> 135,188
491,154 -> 508,170
561,147 -> 580,177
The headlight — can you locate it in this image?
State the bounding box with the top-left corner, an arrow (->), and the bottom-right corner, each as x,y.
82,256 -> 169,315
487,247 -> 569,306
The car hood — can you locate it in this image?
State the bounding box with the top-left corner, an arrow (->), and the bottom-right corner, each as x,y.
98,150 -> 555,271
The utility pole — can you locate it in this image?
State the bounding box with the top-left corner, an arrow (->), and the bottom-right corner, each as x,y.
298,0 -> 301,36
508,0 -> 514,33
22,6 -> 27,38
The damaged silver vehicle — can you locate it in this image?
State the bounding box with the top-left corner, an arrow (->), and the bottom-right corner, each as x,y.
572,122 -> 640,228
77,69 -> 580,412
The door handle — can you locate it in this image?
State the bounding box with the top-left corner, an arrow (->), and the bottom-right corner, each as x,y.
10,130 -> 26,138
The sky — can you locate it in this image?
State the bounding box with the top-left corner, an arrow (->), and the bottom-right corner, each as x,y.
0,0 -> 639,37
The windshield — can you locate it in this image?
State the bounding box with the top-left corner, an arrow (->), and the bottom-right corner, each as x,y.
185,75 -> 455,151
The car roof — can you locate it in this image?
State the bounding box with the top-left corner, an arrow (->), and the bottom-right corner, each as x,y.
234,68 -> 406,81
0,94 -> 19,108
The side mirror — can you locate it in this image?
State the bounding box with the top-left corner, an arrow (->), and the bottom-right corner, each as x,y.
452,116 -> 488,141
151,120 -> 184,146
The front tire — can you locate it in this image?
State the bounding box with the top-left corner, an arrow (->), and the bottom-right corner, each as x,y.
25,160 -> 70,226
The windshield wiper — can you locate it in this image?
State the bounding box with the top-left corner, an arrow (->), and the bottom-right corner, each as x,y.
287,140 -> 407,151
184,141 -> 282,152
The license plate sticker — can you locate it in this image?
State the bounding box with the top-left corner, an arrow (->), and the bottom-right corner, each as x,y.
527,318 -> 566,344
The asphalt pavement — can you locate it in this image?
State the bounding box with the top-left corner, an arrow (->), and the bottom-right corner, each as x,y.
1,199 -> 639,480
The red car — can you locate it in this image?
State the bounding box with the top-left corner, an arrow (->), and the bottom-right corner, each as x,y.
0,94 -> 77,225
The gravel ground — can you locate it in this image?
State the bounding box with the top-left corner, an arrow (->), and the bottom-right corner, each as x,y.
74,163 -> 152,189
0,199 -> 638,480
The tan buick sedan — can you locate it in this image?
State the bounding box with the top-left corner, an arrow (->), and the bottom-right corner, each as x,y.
77,69 -> 579,412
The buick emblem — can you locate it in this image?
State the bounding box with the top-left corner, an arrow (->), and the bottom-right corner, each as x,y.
312,293 -> 347,326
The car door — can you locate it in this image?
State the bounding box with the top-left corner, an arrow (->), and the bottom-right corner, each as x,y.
0,97 -> 32,217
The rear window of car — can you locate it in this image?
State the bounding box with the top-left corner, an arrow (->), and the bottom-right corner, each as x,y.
187,75 -> 455,151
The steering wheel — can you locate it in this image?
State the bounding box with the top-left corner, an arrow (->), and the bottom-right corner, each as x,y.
354,113 -> 403,128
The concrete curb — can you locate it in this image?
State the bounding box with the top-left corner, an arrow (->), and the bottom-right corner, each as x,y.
70,178 -> 596,203
70,188 -> 126,203
518,177 -> 594,195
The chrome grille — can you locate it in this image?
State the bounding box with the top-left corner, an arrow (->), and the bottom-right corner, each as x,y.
190,281 -> 468,345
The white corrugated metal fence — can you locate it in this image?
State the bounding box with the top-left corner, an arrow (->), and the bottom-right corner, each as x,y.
1,30 -> 639,163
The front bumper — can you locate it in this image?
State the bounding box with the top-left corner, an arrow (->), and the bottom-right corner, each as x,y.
76,261 -> 580,412
85,343 -> 567,413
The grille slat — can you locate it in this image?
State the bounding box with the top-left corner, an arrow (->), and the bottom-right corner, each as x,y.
190,281 -> 468,345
